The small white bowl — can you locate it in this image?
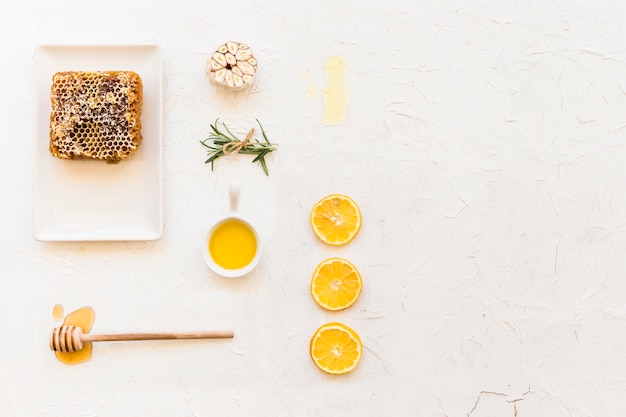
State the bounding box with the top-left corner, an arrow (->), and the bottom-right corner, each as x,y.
202,182 -> 262,278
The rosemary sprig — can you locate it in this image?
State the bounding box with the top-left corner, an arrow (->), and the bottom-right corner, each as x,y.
200,119 -> 277,176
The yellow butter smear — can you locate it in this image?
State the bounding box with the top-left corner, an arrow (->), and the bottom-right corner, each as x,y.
322,55 -> 349,125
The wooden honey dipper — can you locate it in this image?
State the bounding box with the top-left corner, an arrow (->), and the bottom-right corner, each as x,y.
50,325 -> 234,353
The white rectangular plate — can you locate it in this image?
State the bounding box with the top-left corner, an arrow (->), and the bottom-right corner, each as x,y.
34,45 -> 163,241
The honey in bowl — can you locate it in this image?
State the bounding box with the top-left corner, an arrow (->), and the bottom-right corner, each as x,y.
209,219 -> 257,270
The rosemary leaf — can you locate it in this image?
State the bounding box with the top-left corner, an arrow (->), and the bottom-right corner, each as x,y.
260,158 -> 269,176
257,119 -> 271,145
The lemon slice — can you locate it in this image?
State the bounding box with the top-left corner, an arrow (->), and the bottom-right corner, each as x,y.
311,258 -> 362,311
310,322 -> 362,374
310,194 -> 361,246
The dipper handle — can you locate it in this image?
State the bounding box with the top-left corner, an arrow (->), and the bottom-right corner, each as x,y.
50,325 -> 234,353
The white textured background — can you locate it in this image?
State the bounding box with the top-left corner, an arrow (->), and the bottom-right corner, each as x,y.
2,0 -> 626,415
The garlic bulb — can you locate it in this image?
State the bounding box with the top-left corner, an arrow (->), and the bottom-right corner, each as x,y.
206,41 -> 258,89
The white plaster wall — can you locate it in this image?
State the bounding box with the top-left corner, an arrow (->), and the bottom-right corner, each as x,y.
1,0 -> 626,415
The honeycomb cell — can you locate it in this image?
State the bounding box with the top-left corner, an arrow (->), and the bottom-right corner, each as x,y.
49,71 -> 143,162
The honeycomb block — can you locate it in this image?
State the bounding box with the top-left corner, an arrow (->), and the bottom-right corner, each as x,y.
49,71 -> 143,162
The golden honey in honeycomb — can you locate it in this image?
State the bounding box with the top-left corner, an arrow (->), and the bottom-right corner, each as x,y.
49,71 -> 143,162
